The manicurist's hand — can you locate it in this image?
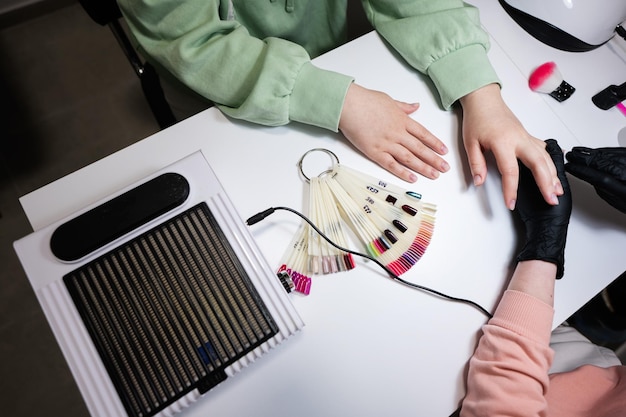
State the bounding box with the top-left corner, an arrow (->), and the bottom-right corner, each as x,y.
565,146 -> 626,214
515,139 -> 572,279
338,83 -> 450,183
460,83 -> 563,210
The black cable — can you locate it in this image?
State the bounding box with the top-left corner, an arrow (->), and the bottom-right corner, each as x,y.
247,206 -> 493,319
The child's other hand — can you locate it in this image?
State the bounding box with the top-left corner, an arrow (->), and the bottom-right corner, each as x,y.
338,83 -> 449,183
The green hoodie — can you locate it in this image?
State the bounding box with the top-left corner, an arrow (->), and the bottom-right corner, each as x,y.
118,0 -> 499,131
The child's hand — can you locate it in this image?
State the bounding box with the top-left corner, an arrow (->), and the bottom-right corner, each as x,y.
338,83 -> 450,183
460,84 -> 563,210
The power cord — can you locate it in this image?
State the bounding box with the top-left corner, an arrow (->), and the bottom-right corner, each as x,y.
246,206 -> 493,319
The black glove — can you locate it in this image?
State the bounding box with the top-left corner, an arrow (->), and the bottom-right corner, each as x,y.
515,139 -> 572,279
565,147 -> 626,214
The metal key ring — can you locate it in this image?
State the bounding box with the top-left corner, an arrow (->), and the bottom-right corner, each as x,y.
298,148 -> 340,182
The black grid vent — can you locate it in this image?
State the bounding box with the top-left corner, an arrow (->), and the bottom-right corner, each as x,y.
64,202 -> 278,417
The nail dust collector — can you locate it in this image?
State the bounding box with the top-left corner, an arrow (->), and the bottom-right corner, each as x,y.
13,151 -> 304,417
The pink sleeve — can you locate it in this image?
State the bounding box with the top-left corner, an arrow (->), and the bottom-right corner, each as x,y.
460,290 -> 555,417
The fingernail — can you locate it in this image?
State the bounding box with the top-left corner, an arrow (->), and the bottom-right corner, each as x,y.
473,175 -> 482,186
441,144 -> 449,154
508,199 -> 516,211
441,161 -> 450,172
409,173 -> 417,182
551,194 -> 559,205
431,170 -> 440,179
555,181 -> 564,195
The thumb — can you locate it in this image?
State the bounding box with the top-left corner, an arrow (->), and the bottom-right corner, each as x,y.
395,101 -> 420,115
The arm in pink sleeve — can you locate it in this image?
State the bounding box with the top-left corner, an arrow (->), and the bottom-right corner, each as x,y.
460,290 -> 555,417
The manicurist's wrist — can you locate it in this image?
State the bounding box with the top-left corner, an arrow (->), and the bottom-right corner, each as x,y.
508,260 -> 557,307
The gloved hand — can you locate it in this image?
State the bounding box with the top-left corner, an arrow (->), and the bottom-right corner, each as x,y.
565,147 -> 626,214
516,139 -> 572,279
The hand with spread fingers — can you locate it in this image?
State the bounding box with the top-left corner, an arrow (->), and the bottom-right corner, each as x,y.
565,146 -> 626,213
460,84 -> 564,211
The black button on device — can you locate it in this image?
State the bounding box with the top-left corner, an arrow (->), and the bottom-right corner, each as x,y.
50,172 -> 190,262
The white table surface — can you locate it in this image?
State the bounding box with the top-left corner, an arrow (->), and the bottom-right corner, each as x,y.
17,3 -> 626,416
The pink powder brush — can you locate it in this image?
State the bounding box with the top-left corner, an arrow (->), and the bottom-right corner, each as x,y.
529,61 -> 575,102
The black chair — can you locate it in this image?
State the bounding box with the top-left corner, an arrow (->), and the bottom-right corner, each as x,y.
78,0 -> 176,129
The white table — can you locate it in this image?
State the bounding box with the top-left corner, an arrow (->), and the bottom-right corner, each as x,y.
17,4 -> 626,417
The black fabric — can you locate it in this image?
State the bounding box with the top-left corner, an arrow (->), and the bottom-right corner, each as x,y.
140,62 -> 177,129
565,146 -> 626,214
567,270 -> 626,350
515,139 -> 572,279
77,0 -> 176,129
77,0 -> 122,26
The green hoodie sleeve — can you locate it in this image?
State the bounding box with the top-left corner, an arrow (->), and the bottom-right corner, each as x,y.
363,0 -> 500,109
116,0 -> 353,131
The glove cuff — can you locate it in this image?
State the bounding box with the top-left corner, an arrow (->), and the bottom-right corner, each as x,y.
516,251 -> 564,279
516,224 -> 568,279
